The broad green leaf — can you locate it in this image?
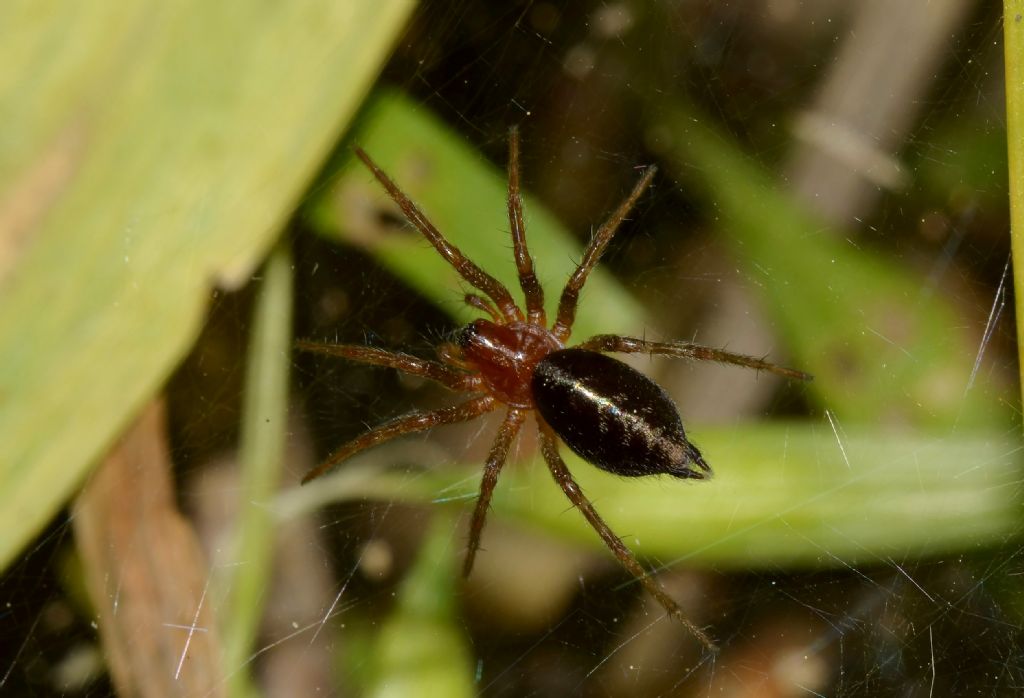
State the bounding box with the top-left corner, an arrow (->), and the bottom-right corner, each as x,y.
0,0 -> 414,571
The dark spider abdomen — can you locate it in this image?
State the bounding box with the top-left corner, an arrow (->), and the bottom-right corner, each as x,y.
532,348 -> 711,479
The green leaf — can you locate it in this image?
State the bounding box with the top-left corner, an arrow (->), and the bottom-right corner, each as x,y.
279,425 -> 1023,569
307,90 -> 651,340
220,242 -> 293,696
1005,2 -> 1024,400
649,100 -> 1010,430
0,0 -> 414,571
498,426 -> 1023,568
366,512 -> 474,698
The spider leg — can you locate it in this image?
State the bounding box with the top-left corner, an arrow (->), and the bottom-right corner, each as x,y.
551,165 -> 657,343
576,335 -> 813,382
462,408 -> 526,577
463,293 -> 504,323
295,340 -> 481,391
436,342 -> 476,373
301,396 -> 497,484
354,147 -> 523,323
507,127 -> 546,325
537,419 -> 718,653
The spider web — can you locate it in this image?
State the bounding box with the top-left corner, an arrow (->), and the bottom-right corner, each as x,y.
2,1 -> 1020,696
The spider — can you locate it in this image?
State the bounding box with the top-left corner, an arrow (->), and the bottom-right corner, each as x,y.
297,128 -> 811,652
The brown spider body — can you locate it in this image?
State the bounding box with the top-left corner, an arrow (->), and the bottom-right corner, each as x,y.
297,128 -> 811,652
457,319 -> 562,408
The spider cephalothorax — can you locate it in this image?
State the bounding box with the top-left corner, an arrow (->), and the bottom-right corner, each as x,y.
297,128 -> 810,651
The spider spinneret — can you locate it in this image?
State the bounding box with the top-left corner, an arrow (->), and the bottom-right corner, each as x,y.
297,127 -> 812,653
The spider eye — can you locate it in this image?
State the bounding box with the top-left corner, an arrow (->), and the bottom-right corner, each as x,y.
457,318 -> 497,348
456,322 -> 479,348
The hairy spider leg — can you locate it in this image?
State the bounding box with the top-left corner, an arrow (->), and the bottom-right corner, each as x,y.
506,127 -> 546,326
462,409 -> 527,577
552,166 -> 658,343
354,147 -> 524,323
577,335 -> 814,382
463,294 -> 504,323
301,396 -> 497,484
295,340 -> 482,391
537,420 -> 719,653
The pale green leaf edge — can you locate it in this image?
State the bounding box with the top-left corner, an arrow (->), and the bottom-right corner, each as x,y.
1005,3 -> 1024,400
